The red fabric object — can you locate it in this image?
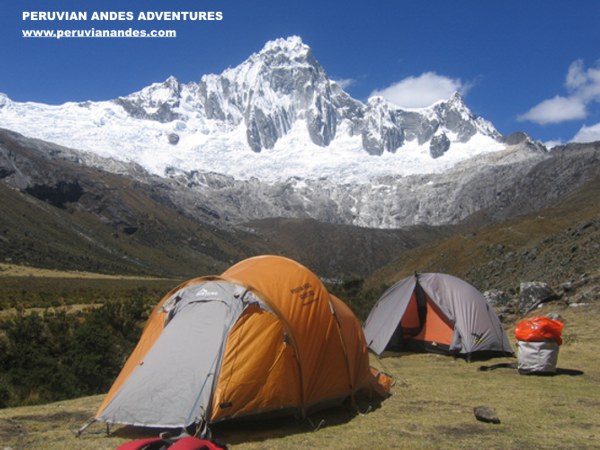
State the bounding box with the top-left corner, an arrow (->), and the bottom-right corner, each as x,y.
515,316 -> 563,345
115,436 -> 226,450
169,437 -> 225,450
115,437 -> 164,450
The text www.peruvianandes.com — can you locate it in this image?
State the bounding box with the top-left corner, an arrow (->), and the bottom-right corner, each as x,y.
22,28 -> 177,39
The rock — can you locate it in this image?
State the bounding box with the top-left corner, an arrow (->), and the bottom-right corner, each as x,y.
483,289 -> 519,322
519,281 -> 559,314
474,405 -> 500,424
560,281 -> 575,293
483,289 -> 513,307
502,131 -> 529,146
307,96 -> 337,147
24,180 -> 84,208
361,98 -> 405,155
429,133 -> 450,158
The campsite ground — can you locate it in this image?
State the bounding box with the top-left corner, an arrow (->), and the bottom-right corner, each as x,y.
1,301 -> 598,450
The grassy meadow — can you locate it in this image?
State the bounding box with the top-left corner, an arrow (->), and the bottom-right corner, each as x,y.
1,291 -> 598,449
0,263 -> 179,314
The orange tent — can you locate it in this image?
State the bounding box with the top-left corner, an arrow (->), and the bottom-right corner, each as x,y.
93,255 -> 391,433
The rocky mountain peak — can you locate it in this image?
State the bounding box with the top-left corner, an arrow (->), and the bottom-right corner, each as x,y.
259,35 -> 313,63
195,36 -> 345,151
96,36 -> 503,156
431,91 -> 502,142
256,36 -> 323,79
445,91 -> 467,108
209,35 -> 324,94
114,76 -> 183,123
0,36 -> 509,188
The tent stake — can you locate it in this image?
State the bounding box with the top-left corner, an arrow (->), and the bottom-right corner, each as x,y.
306,416 -> 325,432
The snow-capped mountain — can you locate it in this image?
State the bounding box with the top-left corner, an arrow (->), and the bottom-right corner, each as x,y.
9,36 -> 592,231
0,36 -> 504,186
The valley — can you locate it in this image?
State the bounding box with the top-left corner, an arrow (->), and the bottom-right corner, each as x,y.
0,33 -> 599,450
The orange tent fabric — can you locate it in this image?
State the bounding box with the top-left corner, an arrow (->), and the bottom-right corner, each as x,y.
95,255 -> 391,430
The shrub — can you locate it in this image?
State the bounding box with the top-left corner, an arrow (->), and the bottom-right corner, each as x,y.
0,297 -> 150,408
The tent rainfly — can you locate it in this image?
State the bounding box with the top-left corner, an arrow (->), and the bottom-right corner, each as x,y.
88,255 -> 392,435
363,273 -> 513,359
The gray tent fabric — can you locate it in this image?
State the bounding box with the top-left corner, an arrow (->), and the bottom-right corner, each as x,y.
362,276 -> 417,356
97,281 -> 248,428
363,273 -> 512,358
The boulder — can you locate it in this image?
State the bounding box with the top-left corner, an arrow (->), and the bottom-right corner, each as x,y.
474,405 -> 500,424
519,281 -> 559,314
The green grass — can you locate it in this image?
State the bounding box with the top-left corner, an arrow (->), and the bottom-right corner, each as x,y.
0,273 -> 180,312
1,301 -> 598,450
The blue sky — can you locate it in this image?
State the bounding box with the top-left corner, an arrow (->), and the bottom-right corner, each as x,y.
2,0 -> 599,146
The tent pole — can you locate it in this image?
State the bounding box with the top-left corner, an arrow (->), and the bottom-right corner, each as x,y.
74,418 -> 96,437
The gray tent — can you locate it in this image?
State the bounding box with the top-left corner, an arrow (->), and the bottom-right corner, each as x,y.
363,273 -> 512,359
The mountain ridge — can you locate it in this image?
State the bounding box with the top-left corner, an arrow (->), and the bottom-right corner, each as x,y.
1,36 -> 599,231
0,36 -> 506,185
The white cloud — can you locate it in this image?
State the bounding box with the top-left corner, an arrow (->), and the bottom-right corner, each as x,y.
566,59 -> 587,90
369,72 -> 469,108
572,122 -> 600,143
566,59 -> 600,101
520,59 -> 600,125
517,95 -> 587,125
334,78 -> 356,89
543,139 -> 564,149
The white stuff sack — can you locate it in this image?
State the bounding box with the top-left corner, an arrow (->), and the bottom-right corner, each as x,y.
517,340 -> 559,374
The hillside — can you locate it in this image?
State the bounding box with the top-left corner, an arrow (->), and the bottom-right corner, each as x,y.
242,217 -> 453,278
0,128 -> 267,277
365,175 -> 600,293
1,127 -> 461,279
4,123 -> 599,282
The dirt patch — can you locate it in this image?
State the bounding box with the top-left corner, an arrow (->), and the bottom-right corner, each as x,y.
437,423 -> 501,438
0,418 -> 26,438
15,410 -> 91,424
0,263 -> 166,280
577,398 -> 600,408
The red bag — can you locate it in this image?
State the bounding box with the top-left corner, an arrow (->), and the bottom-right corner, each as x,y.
515,316 -> 563,345
170,437 -> 226,450
116,436 -> 227,450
